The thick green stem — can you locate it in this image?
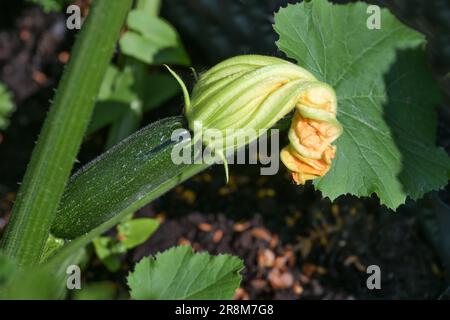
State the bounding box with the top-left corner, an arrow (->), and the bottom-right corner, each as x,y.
0,0 -> 133,266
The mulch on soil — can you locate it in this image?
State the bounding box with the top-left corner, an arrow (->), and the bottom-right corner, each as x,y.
130,168 -> 445,299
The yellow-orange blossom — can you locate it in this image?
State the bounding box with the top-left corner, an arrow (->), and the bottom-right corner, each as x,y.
281,86 -> 342,184
167,55 -> 342,184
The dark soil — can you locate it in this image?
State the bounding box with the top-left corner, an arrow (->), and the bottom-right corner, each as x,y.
0,3 -> 68,188
0,2 -> 104,189
0,2 -> 449,300
131,166 -> 445,299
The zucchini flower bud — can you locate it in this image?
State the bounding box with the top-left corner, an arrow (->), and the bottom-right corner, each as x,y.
280,85 -> 342,184
166,54 -> 342,183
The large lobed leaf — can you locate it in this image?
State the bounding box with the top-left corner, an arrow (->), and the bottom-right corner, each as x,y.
274,0 -> 450,209
127,246 -> 243,300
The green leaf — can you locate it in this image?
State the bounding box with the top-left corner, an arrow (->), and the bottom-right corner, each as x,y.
118,218 -> 159,249
92,237 -> 122,259
127,246 -> 243,300
0,83 -> 15,130
119,10 -> 190,65
97,65 -> 122,101
93,237 -> 125,272
92,218 -> 158,272
0,251 -> 60,299
28,0 -> 68,12
136,0 -> 161,16
88,67 -> 180,134
96,64 -> 140,112
0,269 -> 61,300
0,252 -> 16,287
106,65 -> 139,103
274,0 -> 450,209
73,281 -> 117,300
40,234 -> 65,262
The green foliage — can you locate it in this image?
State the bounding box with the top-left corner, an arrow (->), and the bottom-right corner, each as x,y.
136,0 -> 161,16
274,0 -> 450,209
0,252 -> 15,287
118,217 -> 159,249
120,9 -> 190,66
88,64 -> 141,140
87,65 -> 180,135
0,252 -> 60,299
0,83 -> 15,130
73,282 -> 117,300
28,0 -> 70,12
89,3 -> 188,146
127,246 -> 243,300
93,237 -> 124,272
40,234 -> 65,262
93,217 -> 159,272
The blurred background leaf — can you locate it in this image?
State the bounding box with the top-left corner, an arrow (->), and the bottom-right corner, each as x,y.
93,217 -> 159,272
120,10 -> 190,66
0,251 -> 60,299
87,66 -> 180,135
27,0 -> 69,13
0,83 -> 15,130
73,281 -> 117,300
118,218 -> 159,249
88,0 -> 190,148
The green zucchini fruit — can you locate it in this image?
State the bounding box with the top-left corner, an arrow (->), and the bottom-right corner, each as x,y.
51,116 -> 206,239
